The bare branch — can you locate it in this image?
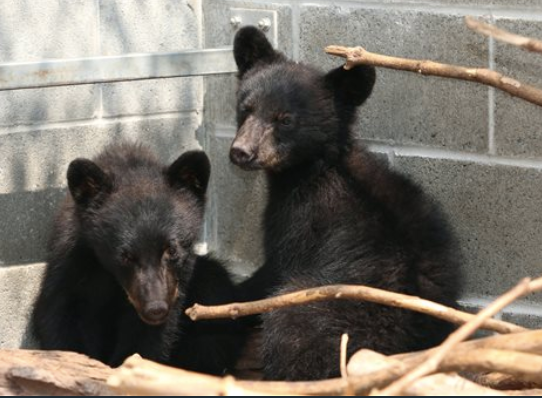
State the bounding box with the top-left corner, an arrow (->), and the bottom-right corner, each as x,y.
377,277 -> 534,395
339,333 -> 349,380
325,45 -> 542,108
466,16 -> 542,54
0,349 -> 112,396
348,350 -> 508,396
186,284 -> 525,334
107,334 -> 542,397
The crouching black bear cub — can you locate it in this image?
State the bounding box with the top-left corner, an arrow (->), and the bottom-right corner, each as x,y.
32,142 -> 242,373
230,27 -> 461,380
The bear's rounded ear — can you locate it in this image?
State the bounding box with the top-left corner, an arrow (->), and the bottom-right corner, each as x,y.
167,151 -> 211,200
233,26 -> 283,78
67,159 -> 113,207
324,64 -> 376,107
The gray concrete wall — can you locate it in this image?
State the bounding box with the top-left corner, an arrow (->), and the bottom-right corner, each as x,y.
0,0 -> 204,348
3,0 -> 542,349
202,0 -> 542,327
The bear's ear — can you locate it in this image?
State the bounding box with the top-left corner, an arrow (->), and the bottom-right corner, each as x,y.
167,151 -> 211,200
233,26 -> 283,78
67,159 -> 113,207
324,64 -> 376,107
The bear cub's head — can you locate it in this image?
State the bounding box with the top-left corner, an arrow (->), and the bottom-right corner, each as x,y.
230,26 -> 376,172
67,148 -> 210,326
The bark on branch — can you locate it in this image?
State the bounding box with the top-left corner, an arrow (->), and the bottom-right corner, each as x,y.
324,45 -> 542,108
186,284 -> 525,334
105,330 -> 542,396
378,277 -> 542,395
0,349 -> 113,396
466,16 -> 542,54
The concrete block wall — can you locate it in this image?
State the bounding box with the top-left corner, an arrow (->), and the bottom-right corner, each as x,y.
3,0 -> 542,349
202,0 -> 542,327
0,0 -> 204,348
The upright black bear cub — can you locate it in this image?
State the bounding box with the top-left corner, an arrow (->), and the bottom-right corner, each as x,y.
230,27 -> 461,380
32,142 -> 242,373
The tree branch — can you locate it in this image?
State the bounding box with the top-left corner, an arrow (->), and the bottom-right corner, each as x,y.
324,45 -> 542,108
186,284 -> 525,334
0,350 -> 112,396
107,331 -> 542,396
466,16 -> 542,54
377,277 -> 539,395
348,350 -> 508,396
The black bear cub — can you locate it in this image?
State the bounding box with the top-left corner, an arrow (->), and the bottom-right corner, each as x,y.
32,142 -> 242,373
230,27 -> 461,381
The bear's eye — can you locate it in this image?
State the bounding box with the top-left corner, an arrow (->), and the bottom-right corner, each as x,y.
277,114 -> 293,127
239,104 -> 253,114
120,252 -> 134,267
166,245 -> 179,261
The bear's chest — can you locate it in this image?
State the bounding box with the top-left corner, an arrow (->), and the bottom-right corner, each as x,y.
263,175 -> 373,272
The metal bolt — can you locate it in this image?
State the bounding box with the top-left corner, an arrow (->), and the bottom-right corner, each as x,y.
258,17 -> 271,32
230,16 -> 242,28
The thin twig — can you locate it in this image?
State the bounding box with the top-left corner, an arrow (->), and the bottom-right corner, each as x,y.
186,284 -> 525,334
376,277 -> 533,396
466,16 -> 542,54
340,333 -> 349,379
325,45 -> 542,108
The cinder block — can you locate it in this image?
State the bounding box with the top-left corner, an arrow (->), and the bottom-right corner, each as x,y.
395,155 -> 542,298
0,115 -> 201,265
443,0 -> 542,6
203,0 -> 293,126
208,135 -> 267,278
0,0 -> 99,126
0,87 -> 98,128
299,5 -> 489,153
0,189 -> 65,266
494,18 -> 542,158
100,0 -> 202,117
0,0 -> 98,62
0,263 -> 45,349
502,307 -> 542,329
337,0 -> 542,7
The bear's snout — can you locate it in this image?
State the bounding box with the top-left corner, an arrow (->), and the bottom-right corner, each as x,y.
230,144 -> 255,168
141,300 -> 169,325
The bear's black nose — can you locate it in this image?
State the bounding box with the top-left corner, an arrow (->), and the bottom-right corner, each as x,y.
142,301 -> 169,325
230,145 -> 254,166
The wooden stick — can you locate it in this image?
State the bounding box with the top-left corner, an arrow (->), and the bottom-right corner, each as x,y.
107,330 -> 542,396
377,278 -> 532,395
108,354 -> 279,396
406,373 -> 508,396
441,348 -> 542,385
186,284 -> 525,334
0,349 -> 113,396
324,45 -> 542,108
466,16 -> 542,54
340,333 -> 349,379
347,350 -> 508,396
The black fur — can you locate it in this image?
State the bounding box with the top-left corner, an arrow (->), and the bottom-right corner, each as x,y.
32,142 -> 243,373
231,27 -> 461,381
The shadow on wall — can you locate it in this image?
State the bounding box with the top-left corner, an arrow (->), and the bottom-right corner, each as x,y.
0,0 -> 202,124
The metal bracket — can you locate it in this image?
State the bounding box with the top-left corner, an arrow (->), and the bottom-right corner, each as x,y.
0,48 -> 237,91
229,8 -> 278,47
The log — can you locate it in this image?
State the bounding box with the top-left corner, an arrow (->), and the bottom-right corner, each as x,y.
0,349 -> 114,396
